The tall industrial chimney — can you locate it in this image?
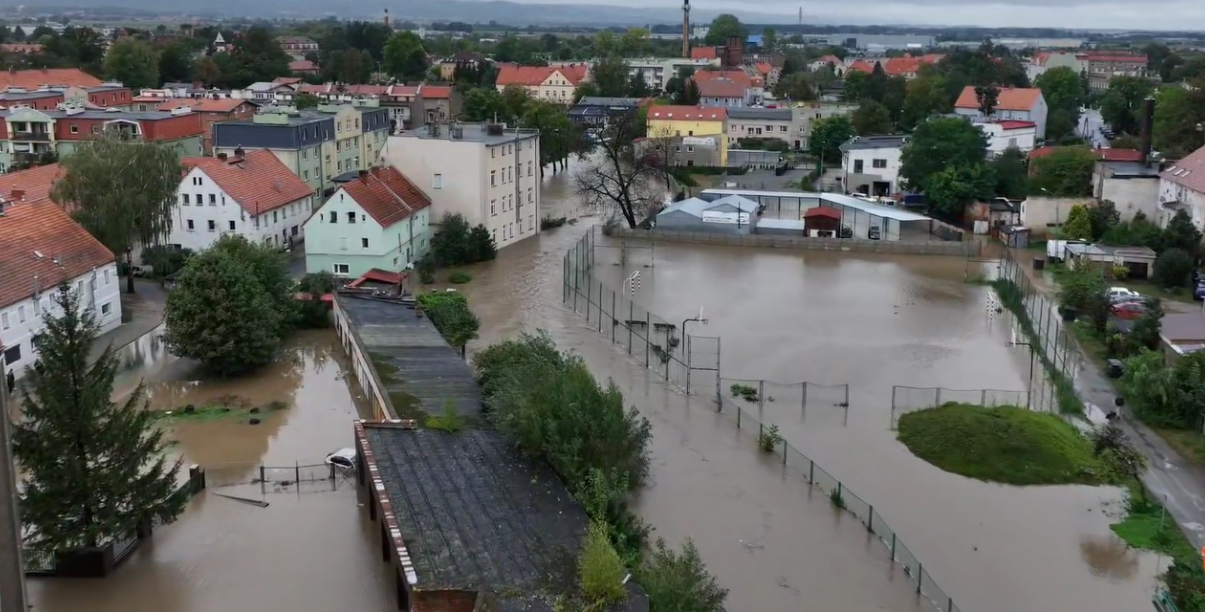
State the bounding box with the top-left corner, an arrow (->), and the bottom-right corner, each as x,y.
1139,96 -> 1155,168
681,0 -> 690,58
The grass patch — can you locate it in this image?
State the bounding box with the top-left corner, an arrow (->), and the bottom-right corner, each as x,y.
155,400 -> 287,423
424,400 -> 465,432
388,391 -> 423,419
1111,491 -> 1194,558
540,216 -> 568,230
991,278 -> 1085,415
448,271 -> 472,284
369,352 -> 399,384
897,403 -> 1104,485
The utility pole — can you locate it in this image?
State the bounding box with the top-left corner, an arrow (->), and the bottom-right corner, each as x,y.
0,375 -> 30,612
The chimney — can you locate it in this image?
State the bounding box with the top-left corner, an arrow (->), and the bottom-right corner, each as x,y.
11,189 -> 24,202
217,152 -> 228,161
234,146 -> 245,160
358,169 -> 369,182
1139,97 -> 1155,169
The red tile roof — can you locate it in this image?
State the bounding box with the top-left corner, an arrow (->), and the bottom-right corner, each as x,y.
182,150 -> 312,216
955,86 -> 1042,111
419,85 -> 451,99
691,47 -> 718,60
994,120 -> 1037,130
1160,147 -> 1205,194
289,60 -> 318,72
496,64 -> 588,87
693,69 -> 753,87
1029,146 -> 1143,162
0,68 -> 102,91
753,62 -> 773,76
0,43 -> 44,54
273,77 -> 303,85
694,77 -> 746,99
846,60 -> 876,74
816,55 -> 841,65
157,98 -> 250,113
646,105 -> 727,121
339,167 -> 431,227
0,163 -> 63,206
0,199 -> 116,309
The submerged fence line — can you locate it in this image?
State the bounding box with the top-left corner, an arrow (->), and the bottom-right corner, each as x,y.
562,227 -> 964,612
890,386 -> 1034,428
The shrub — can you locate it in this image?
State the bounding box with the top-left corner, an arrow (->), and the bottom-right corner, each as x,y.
417,291 -> 479,354
424,400 -> 464,432
541,216 -> 569,230
729,383 -> 758,402
448,271 -> 472,284
1110,264 -> 1129,280
1153,248 -> 1195,289
1062,204 -> 1093,241
430,213 -> 496,267
829,487 -> 846,509
758,424 -> 783,453
140,245 -> 194,278
579,521 -> 627,606
416,255 -> 436,284
637,538 -> 728,612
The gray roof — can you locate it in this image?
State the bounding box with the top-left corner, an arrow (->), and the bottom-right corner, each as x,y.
21,109 -> 189,121
363,426 -> 587,591
396,123 -> 539,145
727,107 -> 792,121
575,97 -> 641,107
337,294 -> 483,418
839,135 -> 909,152
659,195 -> 758,218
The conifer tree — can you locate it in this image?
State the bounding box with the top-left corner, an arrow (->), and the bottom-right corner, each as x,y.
13,286 -> 184,549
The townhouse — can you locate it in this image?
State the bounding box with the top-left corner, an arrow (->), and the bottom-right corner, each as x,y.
626,56 -> 720,92
495,64 -> 589,104
156,98 -> 256,154
953,86 -> 1049,139
839,135 -> 908,197
1157,146 -> 1205,230
645,105 -> 729,167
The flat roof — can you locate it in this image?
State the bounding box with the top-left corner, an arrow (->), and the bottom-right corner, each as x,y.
337,294 -> 482,417
361,425 -> 587,591
396,123 -> 539,145
701,188 -> 933,222
756,218 -> 804,229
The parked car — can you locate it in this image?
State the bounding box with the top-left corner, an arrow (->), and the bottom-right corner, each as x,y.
868,226 -> 881,240
1194,281 -> 1205,302
325,448 -> 357,473
839,225 -> 853,239
1111,301 -> 1148,319
1106,287 -> 1139,302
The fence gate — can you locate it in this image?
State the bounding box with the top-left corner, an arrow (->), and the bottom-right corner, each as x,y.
686,335 -> 720,397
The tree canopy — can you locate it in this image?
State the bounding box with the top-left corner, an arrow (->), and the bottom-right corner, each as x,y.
704,15 -> 746,46
1100,76 -> 1155,136
1028,146 -> 1096,197
383,32 -> 429,83
103,38 -> 159,89
807,116 -> 855,165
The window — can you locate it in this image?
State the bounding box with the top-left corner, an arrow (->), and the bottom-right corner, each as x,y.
872,159 -> 887,169
228,220 -> 236,231
209,194 -> 217,205
3,311 -> 13,330
780,126 -> 788,132
433,174 -> 443,189
16,304 -> 26,323
186,219 -> 195,231
207,220 -> 216,232
193,176 -> 202,186
347,212 -> 356,224
333,263 -> 350,275
491,170 -> 496,187
273,211 -> 279,223
101,302 -> 111,316
491,199 -> 496,215
182,194 -> 190,205
304,170 -> 310,180
687,145 -> 694,153
70,124 -> 79,134
854,159 -> 864,173
361,238 -> 369,248
195,193 -> 202,205
103,269 -> 110,285
528,188 -> 533,203
3,344 -> 19,366
491,148 -> 496,159
527,161 -> 533,176
329,211 -> 337,223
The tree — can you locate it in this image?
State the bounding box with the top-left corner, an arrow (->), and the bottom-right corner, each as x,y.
1153,86 -> 1205,159
1154,248 -> 1195,291
619,28 -> 649,58
157,41 -> 194,84
899,72 -> 951,130
574,110 -> 663,229
704,14 -> 746,46
772,72 -> 815,101
638,538 -> 728,612
1028,146 -> 1097,197
50,131 -> 182,294
1062,204 -> 1094,240
851,100 -> 892,135
591,56 -> 630,98
522,100 -> 582,173
193,56 -> 221,86
924,163 -> 995,221
676,79 -> 700,106
324,48 -> 373,84
842,70 -> 870,102
628,71 -> 651,98
431,213 -> 495,266
1163,210 -> 1203,256
899,117 -> 988,193
294,92 -> 320,109
761,27 -> 778,52
974,85 -> 999,116
807,115 -> 854,167
14,286 -> 185,550
213,26 -> 291,89
383,32 -> 429,83
417,292 -> 480,357
1088,424 -> 1147,487
989,147 -> 1029,200
461,87 -> 503,122
1089,200 -> 1120,241
164,244 -> 285,376
104,38 -> 159,89
1033,67 -> 1084,141
1100,76 -> 1154,135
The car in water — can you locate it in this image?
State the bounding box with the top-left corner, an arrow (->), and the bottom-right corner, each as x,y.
325,448 -> 357,473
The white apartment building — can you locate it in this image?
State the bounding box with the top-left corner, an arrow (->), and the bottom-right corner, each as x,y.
379,123 -> 542,249
978,120 -> 1038,155
167,149 -> 316,251
1157,147 -> 1205,230
0,200 -> 121,383
838,135 -> 908,197
627,56 -> 721,92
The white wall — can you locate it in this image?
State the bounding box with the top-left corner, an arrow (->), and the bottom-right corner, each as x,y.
168,167 -> 313,251
1096,176 -> 1159,223
981,125 -> 1037,154
1019,196 -> 1094,235
1158,178 -> 1205,230
842,147 -> 903,191
1,263 -> 121,380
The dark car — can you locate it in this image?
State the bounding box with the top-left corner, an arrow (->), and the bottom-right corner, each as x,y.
868,226 -> 881,240
839,225 -> 853,239
1195,281 -> 1205,302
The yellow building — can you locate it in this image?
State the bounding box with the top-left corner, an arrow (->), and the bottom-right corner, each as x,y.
646,105 -> 729,166
495,64 -> 590,104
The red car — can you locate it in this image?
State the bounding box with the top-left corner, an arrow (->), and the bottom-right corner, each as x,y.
1110,301 -> 1147,320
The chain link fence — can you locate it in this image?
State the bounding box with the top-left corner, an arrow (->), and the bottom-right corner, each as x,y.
715,391 -> 962,612
890,386 -> 1032,428
201,460 -> 354,494
721,378 -> 851,427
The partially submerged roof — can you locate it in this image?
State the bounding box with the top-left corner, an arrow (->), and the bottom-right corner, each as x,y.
358,423 -> 587,591
700,189 -> 932,222
337,295 -> 482,417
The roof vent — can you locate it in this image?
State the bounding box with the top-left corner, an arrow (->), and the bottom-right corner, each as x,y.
485,123 -> 504,136
170,105 -> 192,115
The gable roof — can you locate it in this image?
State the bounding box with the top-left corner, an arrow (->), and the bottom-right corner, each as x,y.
694,78 -> 746,99
693,69 -> 759,89
0,199 -> 116,310
690,47 -> 718,60
338,167 -> 431,227
0,163 -> 63,206
646,105 -> 727,122
0,68 -> 103,91
182,150 -> 312,216
496,64 -> 588,87
1160,147 -> 1205,194
955,86 -> 1043,112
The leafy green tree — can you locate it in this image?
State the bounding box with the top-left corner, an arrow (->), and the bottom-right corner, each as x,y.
156,41 -> 194,84
676,79 -> 700,106
209,235 -> 296,329
924,163 -> 995,221
591,55 -> 631,98
164,245 -> 285,375
293,92 -> 320,109
468,225 -> 497,263
211,26 -> 291,89
1028,146 -> 1096,197
1102,211 -> 1165,251
628,71 -> 651,97
1100,76 -> 1155,135
461,87 -> 504,122
383,31 -> 429,83
522,100 -> 581,173
1154,248 -> 1196,289
851,100 -> 893,135
899,71 -> 950,130
1089,200 -> 1120,241
807,115 -> 854,167
430,212 -> 495,266
842,70 -> 870,101
1154,87 -> 1205,159
989,148 -> 1029,200
104,38 -> 159,89
703,14 -> 746,46
974,85 -> 1000,116
50,130 -> 183,294
324,48 -> 373,84
14,286 -> 185,550
417,291 -> 480,357
1062,204 -> 1093,240
772,72 -> 815,101
1163,209 -> 1203,255
1033,67 -> 1084,141
638,538 -> 728,612
899,117 -> 988,193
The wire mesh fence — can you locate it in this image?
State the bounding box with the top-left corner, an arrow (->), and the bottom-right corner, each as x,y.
720,378 -> 851,426
714,391 -> 961,612
563,227 -> 721,396
889,386 -> 1032,428
200,460 -> 354,494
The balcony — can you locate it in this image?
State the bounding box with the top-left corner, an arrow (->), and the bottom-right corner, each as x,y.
11,131 -> 51,142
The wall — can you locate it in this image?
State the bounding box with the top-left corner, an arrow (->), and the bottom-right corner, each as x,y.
168,167 -> 312,250
1158,177 -> 1205,230
333,296 -> 395,420
1096,176 -> 1159,223
842,147 -> 902,194
647,119 -> 727,165
609,227 -> 979,256
1018,196 -> 1093,236
304,191 -> 431,278
1,264 -> 121,380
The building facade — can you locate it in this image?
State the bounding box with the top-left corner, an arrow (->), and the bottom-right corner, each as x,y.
978,120 -> 1038,155
1158,148 -> 1205,230
726,107 -> 792,148
646,105 -> 728,166
495,64 -> 589,104
839,135 -> 908,197
167,149 -> 315,251
953,86 -> 1049,139
156,98 -> 256,154
0,200 -> 121,382
379,123 -> 542,249
626,56 -> 719,92
304,167 -> 432,277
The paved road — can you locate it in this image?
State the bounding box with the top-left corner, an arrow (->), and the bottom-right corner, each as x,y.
1079,109 -> 1110,148
91,279 -> 167,361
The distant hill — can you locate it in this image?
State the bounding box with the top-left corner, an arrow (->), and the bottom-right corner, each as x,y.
11,0 -> 829,26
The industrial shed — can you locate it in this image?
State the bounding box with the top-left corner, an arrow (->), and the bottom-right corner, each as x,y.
755,217 -> 804,236
655,195 -> 760,234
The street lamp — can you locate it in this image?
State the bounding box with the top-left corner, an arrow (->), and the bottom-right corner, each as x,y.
682,308 -> 708,393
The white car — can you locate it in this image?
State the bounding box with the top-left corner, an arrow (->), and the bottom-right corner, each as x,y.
1106,287 -> 1139,301
324,448 -> 357,472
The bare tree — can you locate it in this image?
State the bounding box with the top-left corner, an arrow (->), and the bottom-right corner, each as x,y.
643,125 -> 680,192
574,110 -> 666,228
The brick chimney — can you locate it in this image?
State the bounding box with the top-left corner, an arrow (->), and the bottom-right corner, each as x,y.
10,189 -> 23,202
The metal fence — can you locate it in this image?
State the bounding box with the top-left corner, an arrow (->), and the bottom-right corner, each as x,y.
890,386 -> 1031,428
720,378 -> 851,426
716,391 -> 962,612
996,249 -> 1081,413
202,460 -> 353,494
563,227 -> 721,396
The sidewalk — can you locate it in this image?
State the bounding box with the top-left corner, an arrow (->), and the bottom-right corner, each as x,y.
90,279 -> 167,361
1019,264 -> 1205,549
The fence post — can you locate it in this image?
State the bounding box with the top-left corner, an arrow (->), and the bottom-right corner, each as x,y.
573,249 -> 579,312
801,382 -> 807,420
597,281 -> 604,333
947,597 -> 953,612
737,405 -> 741,429
758,380 -> 765,421
611,290 -> 617,342
936,387 -> 942,406
645,310 -> 651,368
686,334 -> 692,395
890,532 -> 897,561
981,389 -> 987,405
844,385 -> 850,425
295,461 -> 300,485
808,459 -> 814,484
917,564 -> 924,594
867,505 -> 874,532
259,464 -> 265,484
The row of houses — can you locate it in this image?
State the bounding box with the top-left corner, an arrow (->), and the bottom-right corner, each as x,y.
1025,51 -> 1151,91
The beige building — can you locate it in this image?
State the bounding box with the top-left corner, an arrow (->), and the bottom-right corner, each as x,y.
379,123 -> 542,249
495,64 -> 589,104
